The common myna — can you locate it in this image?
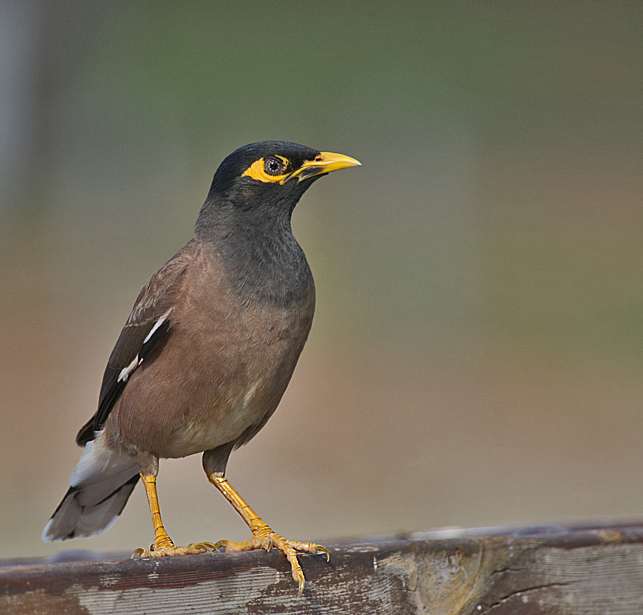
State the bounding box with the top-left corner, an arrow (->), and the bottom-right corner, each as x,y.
43,141 -> 361,590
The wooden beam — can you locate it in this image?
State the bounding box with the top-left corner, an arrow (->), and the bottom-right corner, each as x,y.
3,521 -> 643,614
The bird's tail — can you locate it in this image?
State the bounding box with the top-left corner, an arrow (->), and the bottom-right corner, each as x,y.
42,434 -> 140,542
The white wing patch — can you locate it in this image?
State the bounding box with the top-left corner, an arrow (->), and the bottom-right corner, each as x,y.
118,308 -> 172,384
117,355 -> 142,383
143,308 -> 172,343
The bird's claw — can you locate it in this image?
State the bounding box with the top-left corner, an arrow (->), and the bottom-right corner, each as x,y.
214,531 -> 330,592
186,541 -> 219,552
131,541 -> 215,558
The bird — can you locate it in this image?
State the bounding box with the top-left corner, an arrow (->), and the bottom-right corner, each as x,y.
42,141 -> 361,591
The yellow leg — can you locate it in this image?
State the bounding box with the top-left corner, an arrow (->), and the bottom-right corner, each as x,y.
141,473 -> 175,550
132,473 -> 213,558
208,472 -> 329,592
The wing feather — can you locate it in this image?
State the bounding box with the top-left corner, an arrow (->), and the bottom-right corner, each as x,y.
75,243 -> 194,446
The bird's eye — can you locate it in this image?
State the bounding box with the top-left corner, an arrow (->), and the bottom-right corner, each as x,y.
264,156 -> 286,176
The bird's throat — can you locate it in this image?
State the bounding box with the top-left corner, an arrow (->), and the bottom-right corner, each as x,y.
196,203 -> 314,307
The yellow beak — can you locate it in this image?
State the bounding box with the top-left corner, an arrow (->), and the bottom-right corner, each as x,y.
284,151 -> 362,183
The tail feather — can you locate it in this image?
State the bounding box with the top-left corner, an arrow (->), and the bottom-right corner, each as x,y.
43,433 -> 140,542
43,475 -> 139,541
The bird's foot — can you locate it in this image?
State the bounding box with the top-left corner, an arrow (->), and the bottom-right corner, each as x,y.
132,536 -> 215,558
213,526 -> 330,592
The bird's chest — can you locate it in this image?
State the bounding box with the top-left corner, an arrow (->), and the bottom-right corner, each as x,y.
173,294 -> 314,452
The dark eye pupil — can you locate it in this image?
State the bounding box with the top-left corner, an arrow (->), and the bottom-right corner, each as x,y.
265,157 -> 283,175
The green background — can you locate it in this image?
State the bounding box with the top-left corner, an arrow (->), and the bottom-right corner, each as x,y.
1,1 -> 642,557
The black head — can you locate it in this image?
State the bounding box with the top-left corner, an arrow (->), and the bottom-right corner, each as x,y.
195,141 -> 360,302
205,141 -> 361,213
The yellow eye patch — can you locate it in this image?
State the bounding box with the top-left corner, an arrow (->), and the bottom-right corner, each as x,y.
242,155 -> 291,184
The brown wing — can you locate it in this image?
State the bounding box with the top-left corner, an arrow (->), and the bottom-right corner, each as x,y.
75,242 -> 195,445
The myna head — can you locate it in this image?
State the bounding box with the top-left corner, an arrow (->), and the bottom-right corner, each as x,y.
205,141 -> 361,214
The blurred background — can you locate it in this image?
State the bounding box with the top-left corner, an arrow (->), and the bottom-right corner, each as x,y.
1,2 -> 642,558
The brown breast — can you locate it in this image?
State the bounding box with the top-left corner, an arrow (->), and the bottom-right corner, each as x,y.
107,245 -> 315,459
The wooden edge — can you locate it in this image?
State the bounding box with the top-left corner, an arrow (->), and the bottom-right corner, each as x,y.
3,520 -> 643,614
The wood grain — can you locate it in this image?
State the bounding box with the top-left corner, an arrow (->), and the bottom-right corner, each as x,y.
3,521 -> 643,614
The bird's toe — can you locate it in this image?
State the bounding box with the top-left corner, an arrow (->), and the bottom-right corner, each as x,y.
213,531 -> 330,592
185,541 -> 219,553
132,542 -> 216,558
